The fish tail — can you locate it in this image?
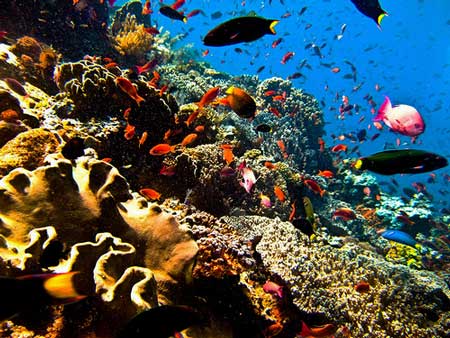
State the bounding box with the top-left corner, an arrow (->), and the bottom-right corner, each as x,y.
269,20 -> 279,34
354,159 -> 364,170
377,12 -> 388,27
136,95 -> 145,107
320,190 -> 326,197
42,272 -> 85,303
374,96 -> 391,121
183,17 -> 188,23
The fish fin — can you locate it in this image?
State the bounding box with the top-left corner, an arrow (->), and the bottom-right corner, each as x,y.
320,190 -> 326,197
300,321 -> 312,336
377,12 -> 388,27
269,20 -> 279,34
182,17 -> 187,23
374,96 -> 391,121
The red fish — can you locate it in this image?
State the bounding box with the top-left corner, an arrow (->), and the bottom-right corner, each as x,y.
281,51 -> 294,64
124,123 -> 136,140
116,77 -> 145,106
197,87 -> 220,110
220,144 -> 234,165
332,208 -> 356,221
304,179 -> 325,197
142,0 -> 152,14
299,321 -> 336,338
149,143 -> 176,155
331,144 -> 347,153
143,26 -> 160,35
269,107 -> 281,118
171,0 -> 185,10
318,170 -> 334,178
263,280 -> 283,298
160,165 -> 176,176
186,9 -> 201,18
139,188 -> 161,200
271,37 -> 282,48
135,59 -> 157,75
354,281 -> 370,293
274,186 -> 286,202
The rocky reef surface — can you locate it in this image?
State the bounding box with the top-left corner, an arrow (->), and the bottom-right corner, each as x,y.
0,5 -> 449,337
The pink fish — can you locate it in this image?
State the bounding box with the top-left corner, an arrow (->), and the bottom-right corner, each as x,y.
374,96 -> 425,137
263,281 -> 283,298
259,193 -> 271,208
239,166 -> 256,194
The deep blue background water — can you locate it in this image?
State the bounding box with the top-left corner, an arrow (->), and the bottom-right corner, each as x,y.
119,0 -> 450,212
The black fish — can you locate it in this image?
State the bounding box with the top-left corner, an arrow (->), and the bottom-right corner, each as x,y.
159,6 -> 187,22
0,272 -> 84,321
117,305 -> 203,338
255,124 -> 272,133
291,218 -> 314,237
356,129 -> 367,142
355,149 -> 448,175
350,0 -> 388,27
62,137 -> 85,159
203,16 -> 278,46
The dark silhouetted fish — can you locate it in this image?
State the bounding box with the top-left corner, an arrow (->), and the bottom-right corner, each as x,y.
350,0 -> 388,27
117,305 -> 203,338
62,136 -> 85,159
291,218 -> 314,237
203,16 -> 278,46
0,272 -> 85,321
159,5 -> 187,22
355,149 -> 448,175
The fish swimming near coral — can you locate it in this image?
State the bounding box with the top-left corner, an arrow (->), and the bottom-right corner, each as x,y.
159,5 -> 187,22
117,305 -> 203,338
354,149 -> 448,175
203,16 -> 278,46
263,280 -> 283,298
61,136 -> 85,159
222,86 -> 257,119
0,272 -> 85,321
115,77 -> 145,106
298,321 -> 337,338
239,166 -> 256,193
350,0 -> 388,28
379,229 -> 417,248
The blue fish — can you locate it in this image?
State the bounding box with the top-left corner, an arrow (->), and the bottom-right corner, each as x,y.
380,229 -> 417,248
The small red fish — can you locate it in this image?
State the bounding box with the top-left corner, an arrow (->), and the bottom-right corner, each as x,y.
124,124 -> 135,140
354,281 -> 370,293
289,201 -> 296,221
299,322 -> 336,338
274,186 -> 286,202
304,179 -> 325,197
116,77 -> 145,106
160,165 -> 176,176
271,38 -> 282,48
186,9 -> 201,18
135,59 -> 157,75
143,26 -> 160,35
197,87 -> 220,110
318,170 -> 334,178
331,144 -> 347,153
171,0 -> 185,10
332,208 -> 356,221
139,188 -> 161,200
263,280 -> 283,298
331,67 -> 340,73
269,107 -> 281,118
142,0 -> 153,15
281,51 -> 294,64
220,144 -> 234,165
180,133 -> 197,147
149,143 -> 176,156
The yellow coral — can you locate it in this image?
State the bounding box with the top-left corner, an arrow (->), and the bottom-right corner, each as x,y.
385,242 -> 422,269
114,14 -> 153,60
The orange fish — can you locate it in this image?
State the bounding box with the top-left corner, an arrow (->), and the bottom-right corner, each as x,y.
331,67 -> 340,73
194,125 -> 205,133
142,0 -> 152,15
223,86 -> 256,119
264,161 -> 278,170
318,170 -> 334,178
373,121 -> 383,130
331,144 -> 348,153
304,179 -> 325,197
274,186 -> 286,202
269,107 -> 281,118
143,26 -> 160,35
100,157 -> 112,163
197,87 -> 220,110
105,62 -> 118,69
263,322 -> 283,337
220,144 -> 234,165
139,131 -> 148,147
136,59 -> 157,75
116,77 -> 145,106
149,143 -> 176,156
159,84 -> 168,96
123,107 -> 131,120
289,201 -> 296,221
180,133 -> 197,147
264,90 -> 276,96
124,124 -> 135,140
139,188 -> 161,200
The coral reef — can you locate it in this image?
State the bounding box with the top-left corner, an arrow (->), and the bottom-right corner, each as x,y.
221,215 -> 450,337
0,0 -> 115,60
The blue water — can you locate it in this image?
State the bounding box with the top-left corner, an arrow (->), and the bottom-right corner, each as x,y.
123,0 -> 450,211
